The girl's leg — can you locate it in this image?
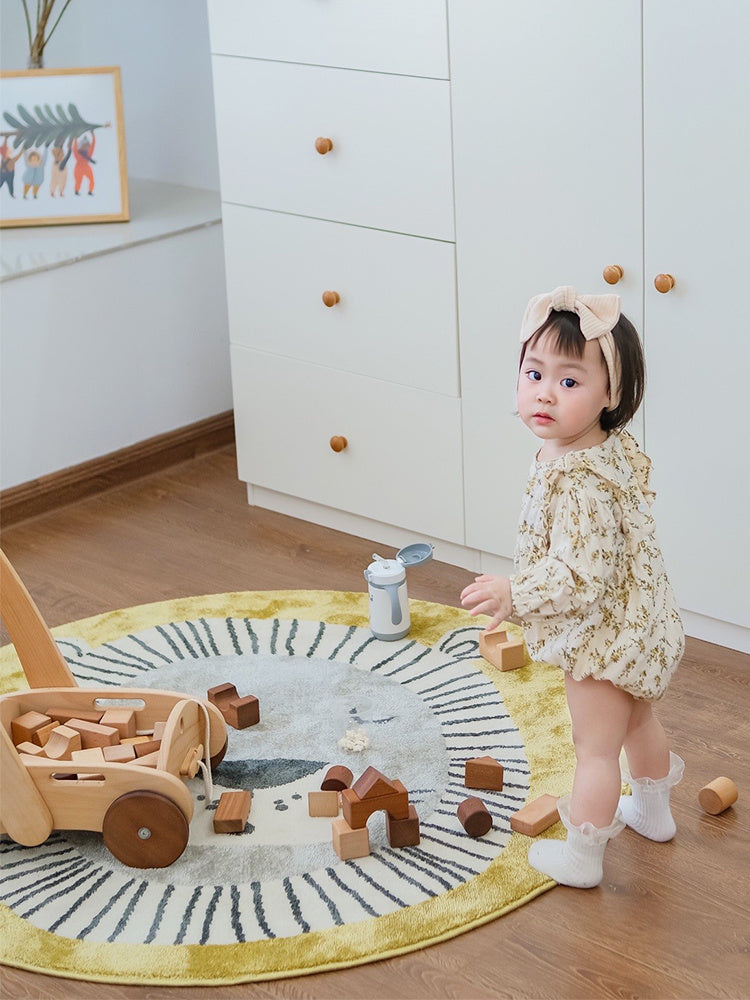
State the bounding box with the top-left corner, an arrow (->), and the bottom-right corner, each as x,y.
623,698 -> 670,778
565,673 -> 635,827
620,698 -> 684,841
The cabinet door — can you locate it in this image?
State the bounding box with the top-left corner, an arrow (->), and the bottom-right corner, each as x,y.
211,57 -> 454,241
450,0 -> 643,557
644,2 -> 750,628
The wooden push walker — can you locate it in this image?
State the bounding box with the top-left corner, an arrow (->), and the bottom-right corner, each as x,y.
0,549 -> 228,868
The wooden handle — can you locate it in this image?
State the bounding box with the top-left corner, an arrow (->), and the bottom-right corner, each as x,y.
329,436 -> 348,453
322,290 -> 340,307
602,264 -> 624,285
654,273 -> 675,293
315,137 -> 333,155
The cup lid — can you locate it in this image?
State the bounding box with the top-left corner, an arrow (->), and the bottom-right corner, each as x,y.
396,542 -> 434,567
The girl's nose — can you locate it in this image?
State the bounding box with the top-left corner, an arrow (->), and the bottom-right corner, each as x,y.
536,383 -> 553,403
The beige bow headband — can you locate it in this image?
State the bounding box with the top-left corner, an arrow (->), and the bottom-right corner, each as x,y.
520,286 -> 622,410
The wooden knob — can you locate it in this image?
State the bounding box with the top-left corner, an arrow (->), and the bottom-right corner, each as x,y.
654,273 -> 675,293
315,136 -> 333,155
602,264 -> 624,285
329,436 -> 348,453
322,290 -> 340,307
698,776 -> 739,815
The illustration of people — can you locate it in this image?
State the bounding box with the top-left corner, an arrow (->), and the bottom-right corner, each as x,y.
49,142 -> 72,197
72,131 -> 96,195
0,141 -> 24,198
22,147 -> 48,198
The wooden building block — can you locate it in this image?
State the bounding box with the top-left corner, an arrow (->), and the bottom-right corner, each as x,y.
99,708 -> 137,739
65,718 -> 120,748
321,765 -> 353,791
121,735 -> 152,746
10,710 -> 53,746
457,796 -> 493,838
386,804 -> 421,847
46,707 -> 103,725
698,776 -> 739,815
102,743 -> 137,763
465,756 -> 504,791
207,683 -> 239,714
227,695 -> 260,729
71,746 -> 106,764
153,721 -> 167,740
214,790 -> 253,833
351,766 -> 398,800
332,818 -> 370,860
130,750 -> 161,768
42,725 -> 82,760
510,794 -> 560,836
31,720 -> 60,746
341,781 -> 410,829
308,790 -> 341,817
15,740 -> 46,756
134,738 -> 162,757
479,629 -> 527,671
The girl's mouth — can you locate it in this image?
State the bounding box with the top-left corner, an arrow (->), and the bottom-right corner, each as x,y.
533,412 -> 554,423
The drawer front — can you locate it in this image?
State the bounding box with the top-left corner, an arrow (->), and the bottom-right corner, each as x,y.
212,57 -> 454,241
207,0 -> 449,78
231,347 -> 464,543
222,206 -> 458,396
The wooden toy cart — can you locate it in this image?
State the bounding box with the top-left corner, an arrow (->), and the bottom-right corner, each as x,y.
0,549 -> 228,868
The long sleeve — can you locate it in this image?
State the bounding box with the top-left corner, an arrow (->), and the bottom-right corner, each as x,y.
511,483 -> 618,619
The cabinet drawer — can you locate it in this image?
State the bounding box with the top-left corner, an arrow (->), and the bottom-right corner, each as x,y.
212,57 -> 454,241
222,206 -> 458,396
208,0 -> 449,78
231,347 -> 464,543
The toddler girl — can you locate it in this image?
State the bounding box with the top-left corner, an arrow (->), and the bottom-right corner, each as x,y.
460,286 -> 685,888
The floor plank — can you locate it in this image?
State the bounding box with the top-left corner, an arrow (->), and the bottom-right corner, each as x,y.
1,445 -> 747,999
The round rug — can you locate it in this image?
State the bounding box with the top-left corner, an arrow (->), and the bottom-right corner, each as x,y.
0,591 -> 574,985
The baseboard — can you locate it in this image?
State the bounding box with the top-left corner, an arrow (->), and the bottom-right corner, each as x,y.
0,411 -> 235,527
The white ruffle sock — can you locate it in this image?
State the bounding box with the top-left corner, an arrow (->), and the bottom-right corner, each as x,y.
528,795 -> 625,888
618,751 -> 685,841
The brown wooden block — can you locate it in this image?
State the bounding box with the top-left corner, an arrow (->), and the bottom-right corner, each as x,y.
386,804 -> 421,847
308,790 -> 340,817
65,718 -> 120,748
457,796 -> 493,838
341,783 -> 410,829
42,725 -> 82,760
214,790 -> 252,833
479,629 -> 527,671
321,765 -> 353,791
11,710 -> 53,746
131,750 -> 161,768
698,776 -> 739,815
332,817 -> 370,860
15,740 -> 46,756
207,683 -> 239,714
134,738 -> 162,757
351,766 -> 399,800
465,755 -> 504,791
102,743 -> 137,763
227,695 -> 260,729
99,708 -> 137,739
46,707 -> 103,725
510,794 -> 560,836
71,746 -> 106,764
31,720 -> 60,747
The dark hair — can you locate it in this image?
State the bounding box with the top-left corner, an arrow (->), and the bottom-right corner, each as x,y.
519,310 -> 645,432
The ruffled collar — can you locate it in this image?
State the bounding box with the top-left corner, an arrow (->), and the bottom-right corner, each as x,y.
533,430 -> 654,501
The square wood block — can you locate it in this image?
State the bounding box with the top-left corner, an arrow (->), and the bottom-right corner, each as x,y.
510,794 -> 560,836
332,818 -> 370,861
214,790 -> 253,833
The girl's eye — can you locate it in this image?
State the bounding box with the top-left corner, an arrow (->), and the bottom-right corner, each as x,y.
561,377 -> 577,389
526,370 -> 542,382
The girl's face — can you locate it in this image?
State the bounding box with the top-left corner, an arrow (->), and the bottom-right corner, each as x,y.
517,330 -> 611,459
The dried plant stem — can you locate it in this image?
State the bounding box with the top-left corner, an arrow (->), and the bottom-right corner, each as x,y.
22,0 -> 74,69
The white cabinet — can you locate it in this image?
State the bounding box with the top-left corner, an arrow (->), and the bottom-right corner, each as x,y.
450,0 -> 750,633
208,0 -> 463,545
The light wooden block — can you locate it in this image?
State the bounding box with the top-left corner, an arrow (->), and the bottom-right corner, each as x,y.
11,710 -> 53,746
42,725 -> 82,760
308,790 -> 340,817
65,718 -> 120,748
99,708 -> 137,739
510,794 -> 560,836
71,746 -> 106,764
214,790 -> 253,833
698,776 -> 739,815
465,756 -> 504,791
153,721 -> 167,740
130,750 -> 161,768
122,735 -> 152,746
332,817 -> 370,860
15,740 -> 46,756
479,629 -> 527,671
134,738 -> 162,757
102,744 -> 137,763
45,707 -> 103,725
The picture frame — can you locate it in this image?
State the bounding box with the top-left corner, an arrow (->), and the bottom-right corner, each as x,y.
0,66 -> 129,228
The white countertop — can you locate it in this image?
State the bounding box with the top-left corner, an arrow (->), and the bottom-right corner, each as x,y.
0,178 -> 222,282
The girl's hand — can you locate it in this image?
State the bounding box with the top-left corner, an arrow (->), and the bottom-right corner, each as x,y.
460,575 -> 513,631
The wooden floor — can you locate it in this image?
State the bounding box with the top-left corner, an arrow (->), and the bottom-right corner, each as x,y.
1,446 -> 748,1000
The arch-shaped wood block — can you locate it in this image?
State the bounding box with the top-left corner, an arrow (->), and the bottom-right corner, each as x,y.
321,765 -> 353,791
42,725 -> 82,760
341,767 -> 410,829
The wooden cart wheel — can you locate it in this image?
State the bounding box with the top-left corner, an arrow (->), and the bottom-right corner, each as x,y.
210,737 -> 228,770
102,790 -> 189,868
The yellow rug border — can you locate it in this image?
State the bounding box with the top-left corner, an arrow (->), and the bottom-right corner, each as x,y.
0,590 -> 573,986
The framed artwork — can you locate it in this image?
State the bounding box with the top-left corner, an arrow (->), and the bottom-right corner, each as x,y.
0,66 -> 129,228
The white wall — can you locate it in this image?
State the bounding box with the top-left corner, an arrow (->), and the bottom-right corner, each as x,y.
0,0 -> 221,190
